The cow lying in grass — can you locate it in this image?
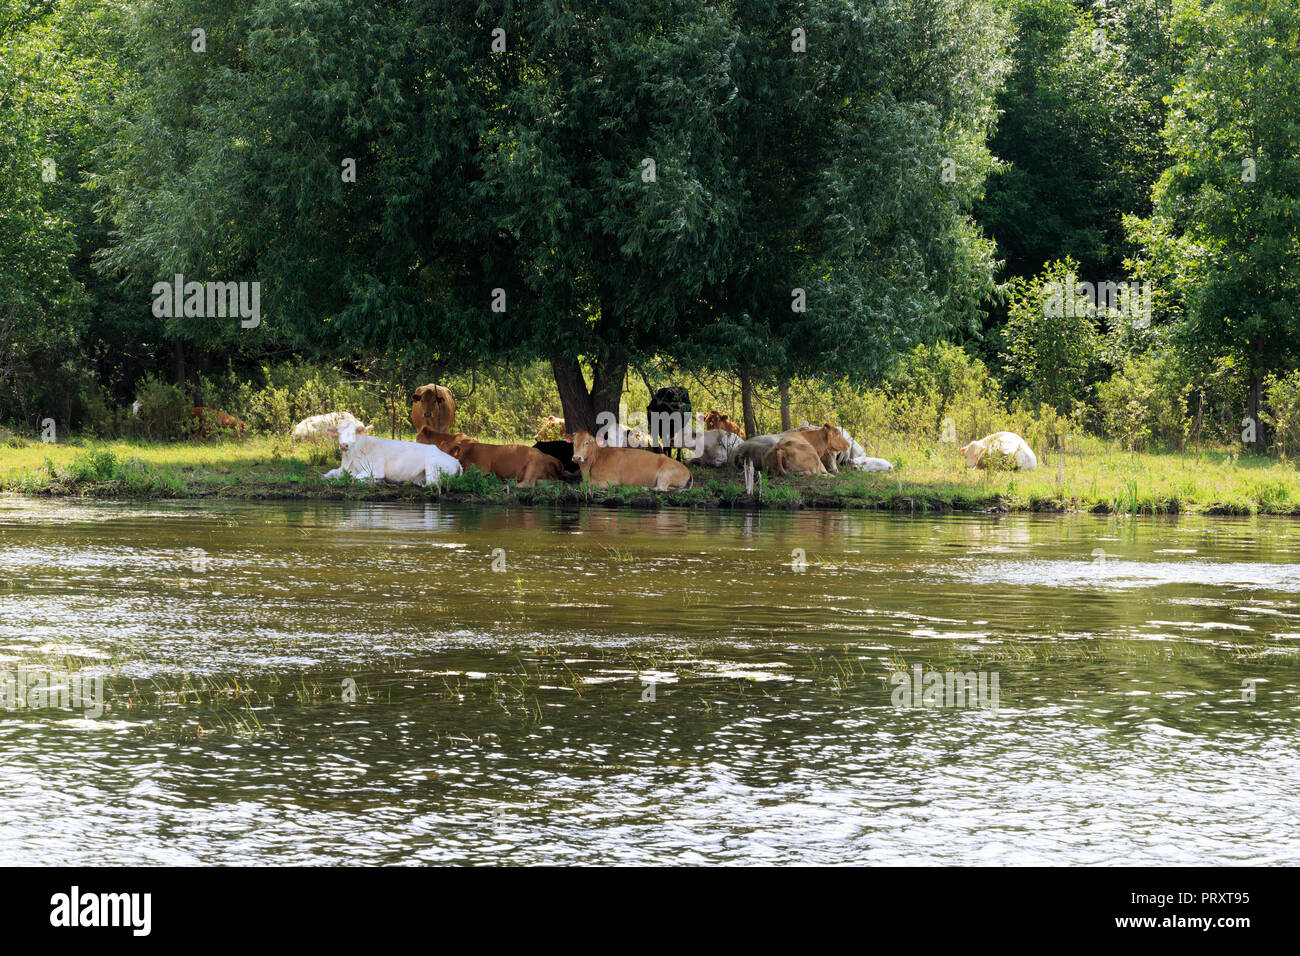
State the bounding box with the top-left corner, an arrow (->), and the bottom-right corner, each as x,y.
785,424 -> 851,473
693,428 -> 743,466
732,425 -> 849,473
533,416 -> 567,442
324,420 -> 461,485
731,434 -> 780,470
570,430 -> 692,490
960,432 -> 1038,470
420,430 -> 564,487
762,434 -> 828,476
532,439 -> 582,481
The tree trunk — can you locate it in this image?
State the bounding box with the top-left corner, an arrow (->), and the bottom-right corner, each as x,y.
172,340 -> 186,388
551,349 -> 627,438
779,377 -> 791,431
740,365 -> 758,438
1248,368 -> 1265,451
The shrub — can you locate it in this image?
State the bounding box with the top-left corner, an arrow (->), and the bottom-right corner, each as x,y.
132,375 -> 190,440
1001,259 -> 1104,415
64,449 -> 120,483
1264,370 -> 1300,462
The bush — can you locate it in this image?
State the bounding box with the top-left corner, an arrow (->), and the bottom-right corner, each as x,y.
1001,259 -> 1104,415
131,376 -> 190,440
1097,349 -> 1244,451
64,449 -> 120,483
222,362 -> 386,437
1096,350 -> 1188,451
1264,370 -> 1300,462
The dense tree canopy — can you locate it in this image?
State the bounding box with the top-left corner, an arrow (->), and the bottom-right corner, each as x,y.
1,0 -> 1298,451
90,0 -> 1008,431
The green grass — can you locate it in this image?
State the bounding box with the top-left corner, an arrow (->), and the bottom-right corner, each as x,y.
2,434 -> 1299,514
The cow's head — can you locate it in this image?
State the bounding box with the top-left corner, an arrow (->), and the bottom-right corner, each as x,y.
570,430 -> 602,464
958,438 -> 986,468
413,385 -> 449,423
444,435 -> 475,460
823,423 -> 850,456
327,419 -> 367,452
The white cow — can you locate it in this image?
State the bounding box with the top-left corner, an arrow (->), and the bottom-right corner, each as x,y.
323,420 -> 462,485
293,410 -> 360,443
693,428 -> 743,466
960,431 -> 1038,470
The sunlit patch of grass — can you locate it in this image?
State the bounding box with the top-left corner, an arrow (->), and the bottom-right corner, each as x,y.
4,435 -> 1299,515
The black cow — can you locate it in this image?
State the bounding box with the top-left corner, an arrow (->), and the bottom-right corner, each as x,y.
647,386 -> 692,461
532,440 -> 583,482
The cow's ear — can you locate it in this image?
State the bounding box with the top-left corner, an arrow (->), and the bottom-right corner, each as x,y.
326,427 -> 337,436
357,424 -> 368,434
596,436 -> 606,448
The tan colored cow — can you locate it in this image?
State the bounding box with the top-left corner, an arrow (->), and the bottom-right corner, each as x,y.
763,435 -> 827,477
782,424 -> 851,472
411,384 -> 456,434
189,406 -> 248,440
570,430 -> 692,491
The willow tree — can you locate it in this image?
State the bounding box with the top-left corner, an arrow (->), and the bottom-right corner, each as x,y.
97,0 -> 1007,432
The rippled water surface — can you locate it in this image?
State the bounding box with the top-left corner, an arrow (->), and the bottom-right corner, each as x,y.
2,498 -> 1298,864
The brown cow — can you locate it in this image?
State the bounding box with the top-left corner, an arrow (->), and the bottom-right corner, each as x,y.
410,384 -> 456,434
188,406 -> 248,440
569,430 -> 692,491
441,434 -> 563,487
783,424 -> 851,473
418,428 -> 562,487
763,434 -> 827,477
703,409 -> 745,438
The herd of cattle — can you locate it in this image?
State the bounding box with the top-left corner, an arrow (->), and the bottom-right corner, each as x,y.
289,384 -> 1039,490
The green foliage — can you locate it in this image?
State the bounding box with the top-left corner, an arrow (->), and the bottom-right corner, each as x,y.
978,0 -> 1176,281
1263,371 -> 1300,463
1128,0 -> 1300,407
65,448 -> 120,483
442,468 -> 506,496
1001,259 -> 1104,414
131,375 -> 190,440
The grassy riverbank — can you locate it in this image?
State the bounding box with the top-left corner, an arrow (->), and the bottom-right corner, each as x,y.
3,436 -> 1300,515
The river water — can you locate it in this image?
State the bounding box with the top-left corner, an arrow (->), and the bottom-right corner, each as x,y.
1,498 -> 1297,864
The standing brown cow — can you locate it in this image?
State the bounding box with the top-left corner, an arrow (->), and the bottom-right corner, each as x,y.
410,384 -> 456,434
